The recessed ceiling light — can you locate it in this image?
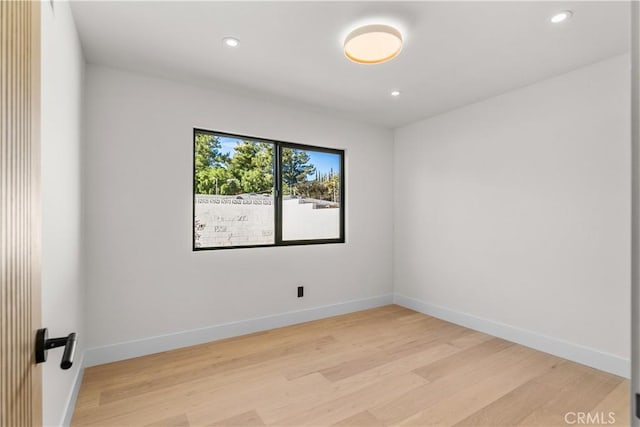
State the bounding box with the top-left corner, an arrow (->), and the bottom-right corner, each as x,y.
391,90 -> 401,97
222,37 -> 239,47
550,10 -> 572,24
344,24 -> 403,65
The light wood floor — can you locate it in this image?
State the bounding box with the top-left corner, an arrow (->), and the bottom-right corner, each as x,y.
72,305 -> 630,426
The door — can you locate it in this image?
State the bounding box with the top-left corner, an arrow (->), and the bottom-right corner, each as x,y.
0,1 -> 42,426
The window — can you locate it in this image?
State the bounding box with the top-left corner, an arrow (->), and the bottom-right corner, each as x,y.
193,129 -> 344,250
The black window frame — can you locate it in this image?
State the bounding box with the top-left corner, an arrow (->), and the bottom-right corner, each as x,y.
193,128 -> 346,251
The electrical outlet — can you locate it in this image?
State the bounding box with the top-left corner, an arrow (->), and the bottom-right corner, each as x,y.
297,286 -> 304,298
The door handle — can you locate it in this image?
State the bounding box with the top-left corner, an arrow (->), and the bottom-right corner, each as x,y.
35,328 -> 77,370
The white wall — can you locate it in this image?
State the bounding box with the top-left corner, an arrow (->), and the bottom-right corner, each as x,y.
83,65 -> 393,351
41,1 -> 85,426
393,55 -> 630,375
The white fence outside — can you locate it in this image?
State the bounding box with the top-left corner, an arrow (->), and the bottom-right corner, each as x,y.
195,195 -> 340,247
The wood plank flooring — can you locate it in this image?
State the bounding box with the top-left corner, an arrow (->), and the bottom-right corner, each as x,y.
72,305 -> 630,426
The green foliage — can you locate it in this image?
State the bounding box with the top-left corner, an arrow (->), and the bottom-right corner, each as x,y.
194,132 -> 339,202
282,148 -> 316,196
297,172 -> 341,202
229,141 -> 274,194
296,180 -> 327,200
220,178 -> 241,195
194,133 -> 230,194
325,172 -> 341,202
240,169 -> 270,193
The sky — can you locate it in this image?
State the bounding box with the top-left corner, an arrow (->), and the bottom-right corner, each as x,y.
218,136 -> 340,177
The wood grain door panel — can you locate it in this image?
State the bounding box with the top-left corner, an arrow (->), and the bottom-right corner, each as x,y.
1,1 -> 42,425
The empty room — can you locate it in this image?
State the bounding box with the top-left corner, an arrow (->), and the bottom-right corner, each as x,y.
2,1 -> 640,426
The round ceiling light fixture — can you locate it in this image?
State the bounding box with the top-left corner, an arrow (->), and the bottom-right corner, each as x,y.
344,24 -> 403,64
391,90 -> 401,97
550,10 -> 572,24
222,37 -> 240,47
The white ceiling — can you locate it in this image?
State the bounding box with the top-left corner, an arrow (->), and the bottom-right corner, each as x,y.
69,1 -> 630,128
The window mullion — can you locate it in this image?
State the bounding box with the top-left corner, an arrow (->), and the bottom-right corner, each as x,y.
275,143 -> 283,245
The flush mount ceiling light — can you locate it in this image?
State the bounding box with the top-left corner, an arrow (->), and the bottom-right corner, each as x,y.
344,24 -> 403,64
550,10 -> 572,24
391,90 -> 401,97
222,37 -> 239,47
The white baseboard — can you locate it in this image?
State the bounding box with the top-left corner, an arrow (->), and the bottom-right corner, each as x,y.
393,293 -> 630,378
61,352 -> 85,427
83,294 -> 394,367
